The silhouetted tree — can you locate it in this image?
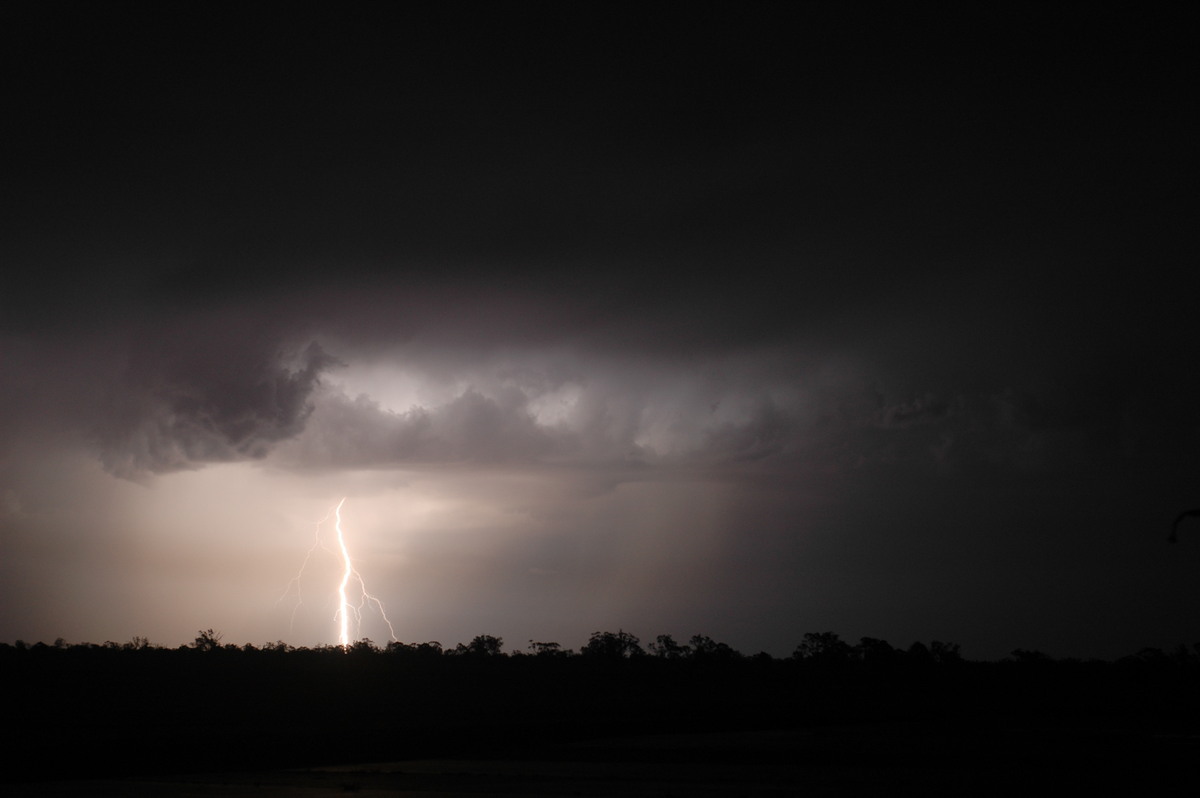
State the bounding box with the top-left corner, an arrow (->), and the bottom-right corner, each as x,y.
930,640 -> 962,664
386,640 -> 444,659
794,632 -> 852,665
688,634 -> 741,662
855,637 -> 897,666
349,638 -> 378,655
455,634 -> 504,657
1171,644 -> 1197,666
192,629 -> 222,652
1009,649 -> 1053,663
528,640 -> 569,657
415,641 -> 443,658
581,630 -> 643,659
907,641 -> 935,665
649,634 -> 690,659
1170,508 -> 1200,542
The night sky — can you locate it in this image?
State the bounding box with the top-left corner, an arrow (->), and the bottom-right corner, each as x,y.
2,4 -> 1196,660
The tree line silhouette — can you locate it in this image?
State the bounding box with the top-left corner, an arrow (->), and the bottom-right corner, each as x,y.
5,629 -> 1199,784
10,627 -> 1198,666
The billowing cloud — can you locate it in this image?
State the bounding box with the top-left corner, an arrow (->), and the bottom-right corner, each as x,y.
94,334 -> 339,479
275,384 -> 567,468
2,3 -> 1196,662
268,343 -> 1107,484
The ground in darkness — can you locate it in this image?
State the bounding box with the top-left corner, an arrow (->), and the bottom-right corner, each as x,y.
12,723 -> 1200,796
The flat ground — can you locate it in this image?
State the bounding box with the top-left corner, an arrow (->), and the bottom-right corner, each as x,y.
11,723 -> 1199,796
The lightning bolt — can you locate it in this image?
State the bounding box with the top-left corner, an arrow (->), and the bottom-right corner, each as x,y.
332,498 -> 398,648
278,497 -> 398,649
276,505 -> 332,633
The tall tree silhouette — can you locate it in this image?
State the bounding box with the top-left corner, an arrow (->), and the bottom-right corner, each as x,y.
1170,509 -> 1200,543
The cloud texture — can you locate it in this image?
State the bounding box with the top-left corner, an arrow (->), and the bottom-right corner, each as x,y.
1,5 -> 1196,659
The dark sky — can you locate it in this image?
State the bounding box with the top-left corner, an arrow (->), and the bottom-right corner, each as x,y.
1,3 -> 1196,659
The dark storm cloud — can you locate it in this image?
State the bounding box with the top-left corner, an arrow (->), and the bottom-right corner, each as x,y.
11,2 -> 1178,336
278,385 -> 567,468
266,340 -> 1115,488
273,340 -> 815,472
874,393 -> 956,430
94,331 -> 339,479
2,3 -> 1197,658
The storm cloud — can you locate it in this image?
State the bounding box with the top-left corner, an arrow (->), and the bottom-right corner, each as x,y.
95,337 -> 339,478
1,5 -> 1196,659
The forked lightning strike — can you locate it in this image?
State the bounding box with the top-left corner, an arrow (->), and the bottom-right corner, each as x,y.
278,497 -> 397,648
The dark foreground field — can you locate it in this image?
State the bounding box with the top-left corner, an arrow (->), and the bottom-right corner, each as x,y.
5,638 -> 1199,793
9,724 -> 1200,796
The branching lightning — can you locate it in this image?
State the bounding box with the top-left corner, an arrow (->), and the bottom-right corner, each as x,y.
278,497 -> 397,648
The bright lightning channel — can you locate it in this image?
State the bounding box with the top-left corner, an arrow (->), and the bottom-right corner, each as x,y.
278,497 -> 397,649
